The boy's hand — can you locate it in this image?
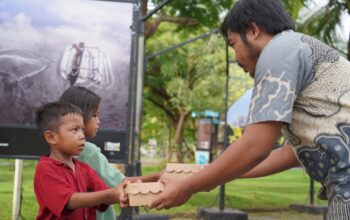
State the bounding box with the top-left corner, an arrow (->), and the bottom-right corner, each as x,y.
119,179 -> 143,208
113,180 -> 130,207
119,188 -> 129,208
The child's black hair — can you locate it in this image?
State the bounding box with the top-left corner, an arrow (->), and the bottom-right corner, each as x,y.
59,86 -> 101,124
35,101 -> 82,137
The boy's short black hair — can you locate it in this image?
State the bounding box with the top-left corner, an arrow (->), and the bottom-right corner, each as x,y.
220,0 -> 294,43
59,86 -> 101,123
35,101 -> 82,137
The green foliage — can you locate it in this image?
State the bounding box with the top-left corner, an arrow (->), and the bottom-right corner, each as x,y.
227,64 -> 254,105
141,112 -> 166,143
151,0 -> 234,30
296,0 -> 349,57
143,24 -> 228,156
158,38 -> 227,112
297,3 -> 343,45
282,0 -> 306,22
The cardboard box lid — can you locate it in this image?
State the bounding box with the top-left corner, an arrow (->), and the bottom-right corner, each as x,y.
166,163 -> 202,174
126,182 -> 164,195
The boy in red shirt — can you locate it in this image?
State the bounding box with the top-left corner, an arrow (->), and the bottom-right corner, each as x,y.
34,102 -> 128,220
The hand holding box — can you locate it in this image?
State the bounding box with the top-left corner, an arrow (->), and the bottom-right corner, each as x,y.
125,182 -> 164,207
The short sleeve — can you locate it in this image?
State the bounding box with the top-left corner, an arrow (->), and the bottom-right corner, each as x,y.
247,31 -> 313,125
35,165 -> 75,217
85,164 -> 110,212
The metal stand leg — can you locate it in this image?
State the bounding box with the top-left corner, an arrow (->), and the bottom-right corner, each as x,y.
12,159 -> 23,220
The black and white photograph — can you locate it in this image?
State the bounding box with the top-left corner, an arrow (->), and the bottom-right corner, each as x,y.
0,0 -> 134,130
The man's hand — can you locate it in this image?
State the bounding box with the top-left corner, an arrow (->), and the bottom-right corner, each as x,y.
149,176 -> 192,210
124,177 -> 143,183
125,170 -> 164,183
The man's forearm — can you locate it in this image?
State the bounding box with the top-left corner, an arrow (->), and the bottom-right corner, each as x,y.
184,122 -> 283,194
241,144 -> 301,178
185,138 -> 268,194
126,172 -> 162,183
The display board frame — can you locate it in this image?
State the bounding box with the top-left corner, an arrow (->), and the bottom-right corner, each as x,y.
0,0 -> 141,163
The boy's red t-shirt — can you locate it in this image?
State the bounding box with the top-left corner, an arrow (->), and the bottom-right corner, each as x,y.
34,156 -> 110,220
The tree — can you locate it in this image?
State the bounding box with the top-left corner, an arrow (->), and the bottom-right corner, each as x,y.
282,0 -> 307,22
144,24 -> 227,162
141,1 -> 235,162
140,0 -> 233,39
297,0 -> 350,60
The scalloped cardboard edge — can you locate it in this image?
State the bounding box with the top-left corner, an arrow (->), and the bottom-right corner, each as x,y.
164,163 -> 203,179
125,182 -> 164,207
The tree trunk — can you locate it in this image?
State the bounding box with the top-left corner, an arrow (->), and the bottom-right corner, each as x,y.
140,0 -> 148,17
167,121 -> 173,161
172,111 -> 186,163
347,33 -> 350,61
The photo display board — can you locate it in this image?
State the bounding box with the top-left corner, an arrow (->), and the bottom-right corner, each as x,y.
0,0 -> 137,162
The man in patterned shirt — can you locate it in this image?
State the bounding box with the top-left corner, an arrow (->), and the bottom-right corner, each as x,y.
150,0 -> 350,218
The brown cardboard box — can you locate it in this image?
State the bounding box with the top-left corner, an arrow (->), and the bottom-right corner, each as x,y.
126,182 -> 164,207
164,163 -> 203,179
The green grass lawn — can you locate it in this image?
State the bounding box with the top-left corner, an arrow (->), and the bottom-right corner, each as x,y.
0,159 -> 327,219
139,161 -> 327,219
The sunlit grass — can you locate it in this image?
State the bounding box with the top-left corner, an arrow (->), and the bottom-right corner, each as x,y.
0,159 -> 326,219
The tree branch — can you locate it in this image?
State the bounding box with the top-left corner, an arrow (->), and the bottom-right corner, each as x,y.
160,14 -> 198,27
145,12 -> 198,39
348,31 -> 350,61
141,0 -> 148,16
147,96 -> 175,121
150,86 -> 171,101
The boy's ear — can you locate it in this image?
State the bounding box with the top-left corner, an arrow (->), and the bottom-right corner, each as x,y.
44,130 -> 57,145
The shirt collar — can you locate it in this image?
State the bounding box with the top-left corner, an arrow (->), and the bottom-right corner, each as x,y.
40,155 -> 76,167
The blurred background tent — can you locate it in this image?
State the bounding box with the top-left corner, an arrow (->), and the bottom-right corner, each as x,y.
227,89 -> 252,128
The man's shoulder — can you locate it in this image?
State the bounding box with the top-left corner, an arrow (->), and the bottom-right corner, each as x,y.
257,30 -> 311,73
268,30 -> 303,51
274,30 -> 302,40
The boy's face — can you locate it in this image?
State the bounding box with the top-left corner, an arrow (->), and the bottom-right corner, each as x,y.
49,114 -> 86,156
85,107 -> 100,138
